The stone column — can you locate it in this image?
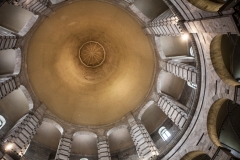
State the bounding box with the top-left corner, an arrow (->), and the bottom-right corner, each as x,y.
0,36 -> 19,50
7,0 -> 53,16
54,133 -> 72,160
0,76 -> 20,99
158,95 -> 187,129
2,104 -> 47,159
127,113 -> 159,160
145,9 -> 182,36
161,60 -> 197,84
97,136 -> 111,160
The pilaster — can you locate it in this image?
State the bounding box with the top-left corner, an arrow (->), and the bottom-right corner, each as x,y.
54,133 -> 72,160
7,0 -> 53,16
97,136 -> 111,160
161,60 -> 197,84
127,113 -> 159,160
0,76 -> 20,99
145,9 -> 182,36
0,36 -> 19,50
157,95 -> 187,129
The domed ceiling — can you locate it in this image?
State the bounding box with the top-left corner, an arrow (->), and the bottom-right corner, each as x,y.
27,1 -> 155,126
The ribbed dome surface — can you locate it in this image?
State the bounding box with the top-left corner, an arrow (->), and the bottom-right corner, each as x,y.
27,1 -> 155,125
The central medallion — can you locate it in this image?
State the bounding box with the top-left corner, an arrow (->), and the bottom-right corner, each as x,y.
79,41 -> 105,68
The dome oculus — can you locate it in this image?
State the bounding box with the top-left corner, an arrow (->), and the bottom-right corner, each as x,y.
79,41 -> 105,68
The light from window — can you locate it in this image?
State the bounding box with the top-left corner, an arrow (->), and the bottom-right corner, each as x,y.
189,46 -> 194,57
187,81 -> 197,89
0,115 -> 6,129
158,127 -> 171,141
80,158 -> 88,160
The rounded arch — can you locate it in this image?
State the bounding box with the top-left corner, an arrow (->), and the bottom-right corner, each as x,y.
73,131 -> 97,138
138,100 -> 155,120
107,124 -> 128,137
187,0 -> 225,12
181,151 -> 211,160
210,35 -> 240,87
19,85 -> 33,110
42,118 -> 64,135
0,48 -> 21,77
207,98 -> 228,147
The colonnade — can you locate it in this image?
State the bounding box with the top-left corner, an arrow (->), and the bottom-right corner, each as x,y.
0,0 -> 240,159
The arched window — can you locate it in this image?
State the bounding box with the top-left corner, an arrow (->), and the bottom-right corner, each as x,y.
187,81 -> 197,89
0,116 -> 6,129
158,127 -> 171,141
189,46 -> 194,57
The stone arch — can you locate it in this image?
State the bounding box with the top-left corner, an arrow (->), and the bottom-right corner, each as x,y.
181,150 -> 211,160
0,48 -> 21,77
138,100 -> 155,120
43,118 -> 64,135
208,98 -> 240,158
210,35 -> 240,87
187,0 -> 224,12
19,85 -> 33,110
73,131 -> 97,138
207,98 -> 227,147
107,124 -> 129,137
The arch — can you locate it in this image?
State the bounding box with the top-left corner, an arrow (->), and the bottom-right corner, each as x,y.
0,3 -> 34,34
43,118 -> 64,135
0,115 -> 6,129
19,85 -> 33,110
0,48 -> 21,77
187,0 -> 225,12
210,35 -> 240,87
138,100 -> 155,120
207,98 -> 228,147
158,36 -> 189,57
181,151 -> 211,160
107,124 -> 128,137
73,131 -> 97,138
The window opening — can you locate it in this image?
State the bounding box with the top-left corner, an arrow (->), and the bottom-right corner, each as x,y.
158,127 -> 171,141
0,116 -> 6,129
190,46 -> 194,57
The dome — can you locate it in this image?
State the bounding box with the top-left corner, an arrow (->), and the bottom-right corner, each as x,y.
27,1 -> 155,125
0,0 -> 240,160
